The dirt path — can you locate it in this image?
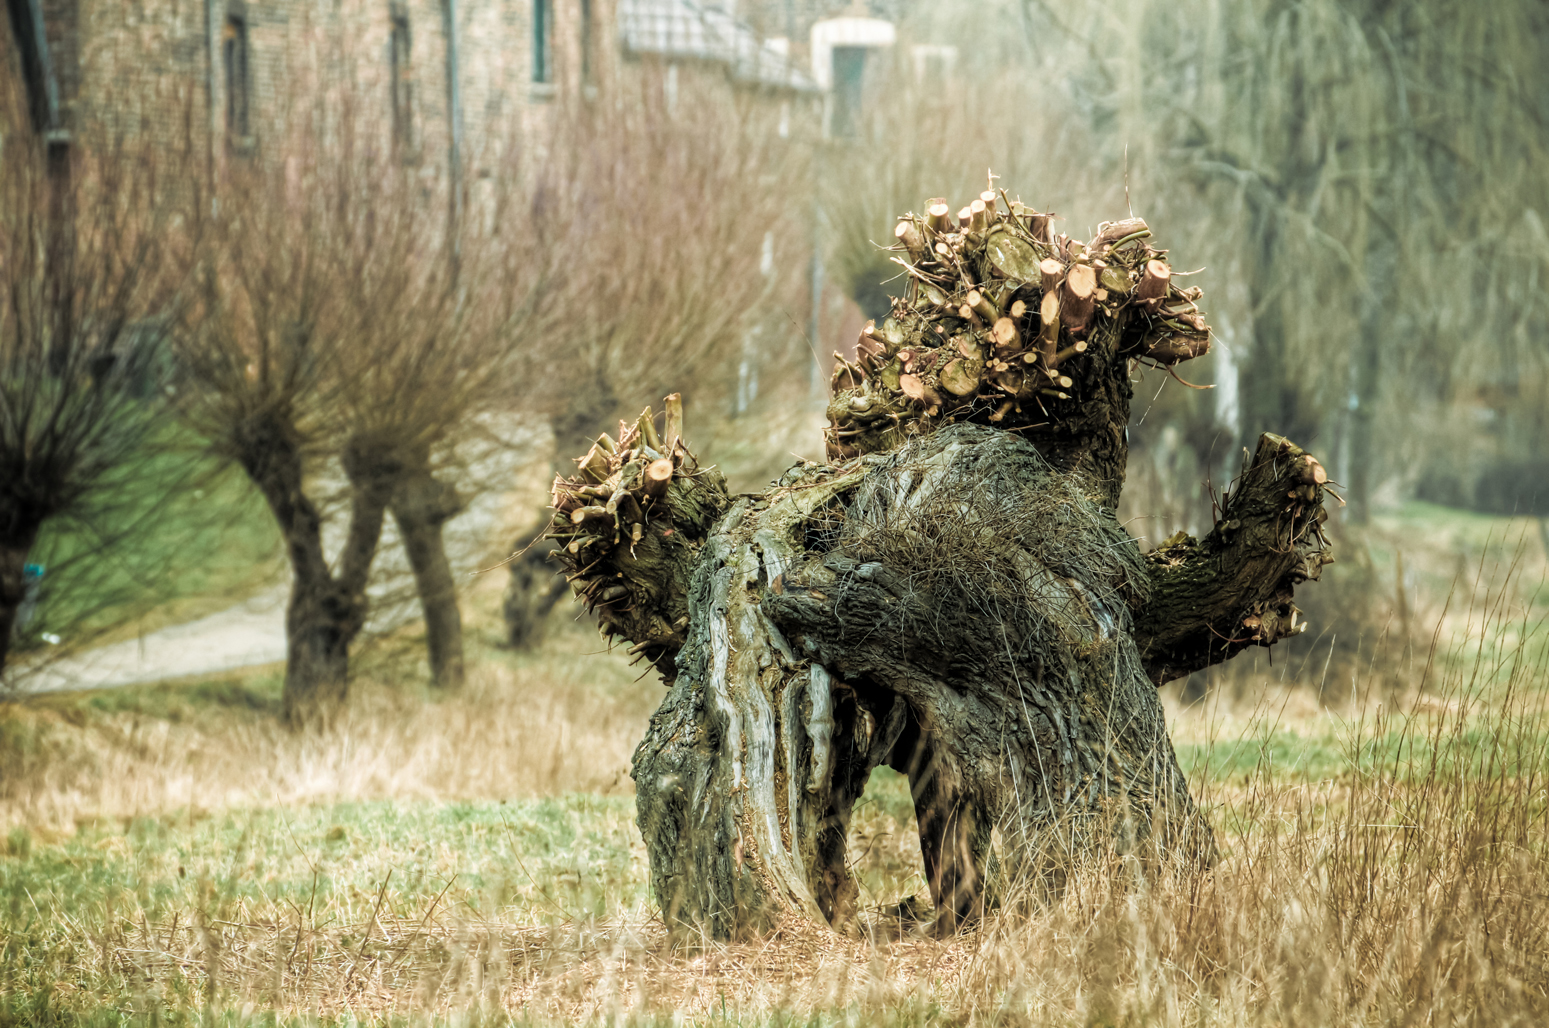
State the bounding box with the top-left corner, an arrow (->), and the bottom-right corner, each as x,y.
16,586 -> 291,693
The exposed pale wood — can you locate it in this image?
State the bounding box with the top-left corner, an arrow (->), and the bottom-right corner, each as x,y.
967,289 -> 998,323
1038,289 -> 1060,366
643,458 -> 675,498
1039,258 -> 1064,294
895,219 -> 925,261
969,198 -> 989,232
1060,264 -> 1098,332
992,317 -> 1021,354
1136,260 -> 1170,307
806,663 -> 835,793
663,392 -> 684,456
926,199 -> 952,234
1051,340 -> 1088,366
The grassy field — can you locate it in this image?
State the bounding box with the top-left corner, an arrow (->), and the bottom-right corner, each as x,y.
2,507 -> 1547,1026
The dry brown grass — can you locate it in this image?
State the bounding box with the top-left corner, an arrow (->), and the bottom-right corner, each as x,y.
3,540 -> 1547,1026
0,635 -> 655,836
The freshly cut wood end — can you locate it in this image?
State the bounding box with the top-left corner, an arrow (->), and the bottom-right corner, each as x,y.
1039,289 -> 1060,326
1065,264 -> 1097,299
992,317 -> 1020,348
663,392 -> 684,455
643,458 -> 675,498
969,198 -> 989,231
968,288 -> 997,322
1039,258 -> 1064,292
1137,260 -> 1171,304
1060,264 -> 1098,332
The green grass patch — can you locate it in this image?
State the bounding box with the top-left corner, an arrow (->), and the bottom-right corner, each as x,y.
16,440 -> 283,657
2,795 -> 648,932
1177,712 -> 1549,786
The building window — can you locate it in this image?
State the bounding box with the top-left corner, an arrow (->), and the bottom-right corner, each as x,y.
223,14 -> 251,142
830,46 -> 867,139
532,0 -> 553,84
389,5 -> 415,152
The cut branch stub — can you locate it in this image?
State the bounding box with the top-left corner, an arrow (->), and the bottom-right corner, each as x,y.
1059,264 -> 1097,333
545,397 -> 730,676
1133,432 -> 1334,685
824,191 -> 1216,496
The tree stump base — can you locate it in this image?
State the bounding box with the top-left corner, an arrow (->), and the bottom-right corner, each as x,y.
633,425 -> 1222,937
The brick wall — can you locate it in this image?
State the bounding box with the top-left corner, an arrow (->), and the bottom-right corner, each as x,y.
12,0 -> 810,201
32,0 -> 610,184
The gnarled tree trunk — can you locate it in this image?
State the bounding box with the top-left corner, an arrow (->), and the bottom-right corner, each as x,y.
237,415 -> 397,727
550,196 -> 1332,938
628,425 -> 1327,937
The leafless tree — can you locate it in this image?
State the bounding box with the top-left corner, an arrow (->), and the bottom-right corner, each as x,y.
0,73 -> 197,677
172,89 -> 537,720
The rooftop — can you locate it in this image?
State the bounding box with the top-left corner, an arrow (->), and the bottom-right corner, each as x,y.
618,0 -> 821,92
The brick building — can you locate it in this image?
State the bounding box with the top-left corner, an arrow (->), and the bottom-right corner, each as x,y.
4,0 -> 930,170
3,0 -> 870,182
5,0 -> 916,394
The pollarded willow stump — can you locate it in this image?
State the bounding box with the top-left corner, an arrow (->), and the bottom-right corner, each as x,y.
546,189 -> 1333,938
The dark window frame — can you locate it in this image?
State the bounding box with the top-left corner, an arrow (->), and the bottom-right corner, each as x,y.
532,0 -> 554,85
830,45 -> 868,139
223,13 -> 252,145
389,5 -> 416,155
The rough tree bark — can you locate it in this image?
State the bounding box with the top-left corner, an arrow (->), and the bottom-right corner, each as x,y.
549,196 -> 1332,938
391,465 -> 465,689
